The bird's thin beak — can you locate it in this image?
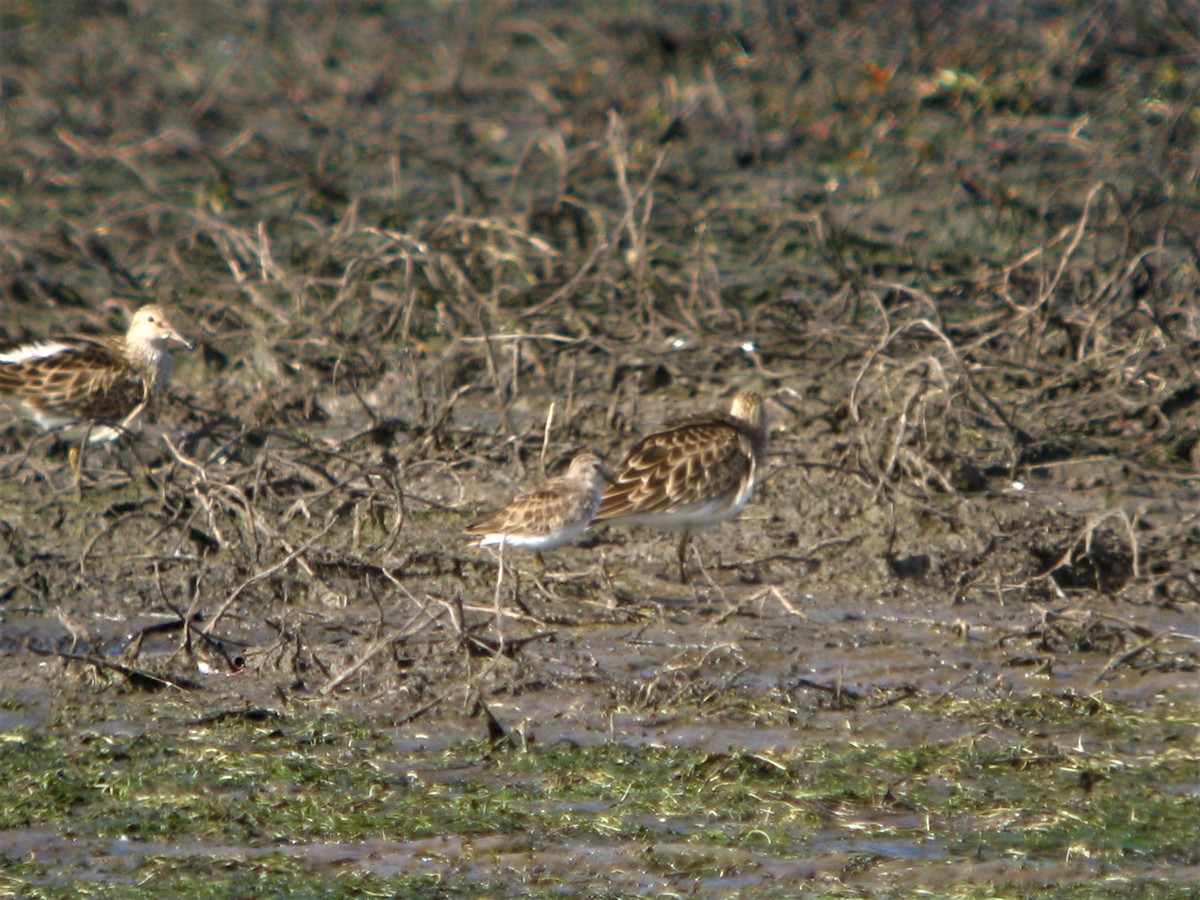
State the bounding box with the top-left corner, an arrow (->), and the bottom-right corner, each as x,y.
169,328 -> 195,351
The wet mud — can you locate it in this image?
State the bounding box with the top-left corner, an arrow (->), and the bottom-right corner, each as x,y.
1,1 -> 1199,895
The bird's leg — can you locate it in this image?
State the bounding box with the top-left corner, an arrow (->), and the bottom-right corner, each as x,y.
677,529 -> 692,584
492,540 -> 507,651
511,563 -> 539,618
71,425 -> 93,501
119,426 -> 150,486
534,552 -> 547,571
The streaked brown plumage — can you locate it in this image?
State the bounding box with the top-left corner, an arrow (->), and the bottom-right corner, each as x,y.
466,452 -> 607,566
593,390 -> 767,582
0,305 -> 193,443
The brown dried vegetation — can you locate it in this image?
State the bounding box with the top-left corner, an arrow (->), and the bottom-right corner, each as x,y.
0,0 -> 1197,758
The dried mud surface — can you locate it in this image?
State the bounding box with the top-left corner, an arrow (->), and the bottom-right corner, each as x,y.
1,1 -> 1199,895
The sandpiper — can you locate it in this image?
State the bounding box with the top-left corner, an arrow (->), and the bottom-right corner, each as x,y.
466,451 -> 607,567
592,389 -> 767,583
0,305 -> 193,444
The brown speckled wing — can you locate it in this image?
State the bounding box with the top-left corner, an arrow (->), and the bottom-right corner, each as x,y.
595,412 -> 759,520
0,340 -> 147,421
467,477 -> 590,538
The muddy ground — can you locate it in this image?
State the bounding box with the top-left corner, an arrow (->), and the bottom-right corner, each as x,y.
1,1 -> 1198,896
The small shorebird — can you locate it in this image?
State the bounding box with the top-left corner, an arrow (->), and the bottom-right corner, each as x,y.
465,451 -> 607,567
0,305 -> 193,444
593,389 -> 767,583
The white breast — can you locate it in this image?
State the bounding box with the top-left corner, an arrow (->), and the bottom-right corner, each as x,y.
153,349 -> 173,392
475,517 -> 593,552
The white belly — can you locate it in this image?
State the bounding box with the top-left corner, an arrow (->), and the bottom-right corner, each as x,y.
475,517 -> 592,552
609,478 -> 755,532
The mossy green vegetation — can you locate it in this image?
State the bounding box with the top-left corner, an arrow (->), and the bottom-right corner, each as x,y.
0,691 -> 1195,896
3,0 -> 1200,896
